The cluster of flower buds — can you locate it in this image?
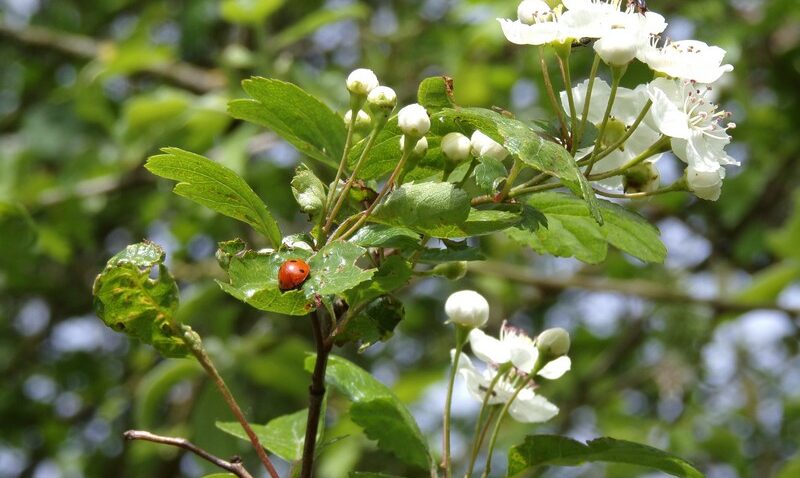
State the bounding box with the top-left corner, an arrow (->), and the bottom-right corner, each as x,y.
499,0 -> 737,200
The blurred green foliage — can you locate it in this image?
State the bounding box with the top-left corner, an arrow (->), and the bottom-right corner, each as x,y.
2,0 -> 800,477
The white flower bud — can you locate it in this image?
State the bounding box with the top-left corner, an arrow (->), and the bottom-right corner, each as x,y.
397,103 -> 431,139
470,130 -> 508,161
344,109 -> 372,131
366,86 -> 397,117
346,68 -> 379,96
535,327 -> 570,358
517,0 -> 551,25
399,135 -> 428,157
445,290 -> 489,329
441,132 -> 472,163
594,28 -> 638,67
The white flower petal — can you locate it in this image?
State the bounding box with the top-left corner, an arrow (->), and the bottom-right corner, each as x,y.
469,328 -> 510,365
537,356 -> 572,379
508,390 -> 560,423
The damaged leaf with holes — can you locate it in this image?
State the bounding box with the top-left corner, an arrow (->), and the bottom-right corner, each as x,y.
92,241 -> 188,358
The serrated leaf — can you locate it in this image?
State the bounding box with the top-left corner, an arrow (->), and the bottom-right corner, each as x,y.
305,355 -> 432,470
417,245 -> 485,263
92,242 -> 188,358
292,165 -> 326,216
146,148 -> 281,248
413,209 -> 521,239
216,241 -> 373,315
507,192 -> 665,264
348,224 -> 421,250
436,107 -> 602,224
369,182 -> 470,234
216,408 -> 313,462
334,295 -> 404,351
417,76 -> 456,112
343,256 -> 413,307
507,435 -> 703,478
474,155 -> 507,194
228,77 -> 345,167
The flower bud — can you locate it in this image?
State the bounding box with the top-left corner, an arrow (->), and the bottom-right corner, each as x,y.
517,0 -> 551,25
346,68 -> 379,96
471,130 -> 508,161
623,161 -> 660,194
594,28 -> 638,67
366,86 -> 397,119
344,109 -> 372,134
686,166 -> 723,201
397,103 -> 431,139
445,290 -> 489,329
399,135 -> 428,158
535,327 -> 570,358
431,261 -> 468,280
441,132 -> 472,163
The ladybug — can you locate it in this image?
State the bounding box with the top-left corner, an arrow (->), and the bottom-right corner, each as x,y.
278,259 -> 310,291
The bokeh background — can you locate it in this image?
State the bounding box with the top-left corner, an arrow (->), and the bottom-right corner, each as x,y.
2,0 -> 800,477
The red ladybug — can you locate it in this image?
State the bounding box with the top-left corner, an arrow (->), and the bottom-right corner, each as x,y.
278,259 -> 310,291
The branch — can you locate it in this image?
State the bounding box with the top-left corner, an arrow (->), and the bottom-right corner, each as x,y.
300,310 -> 333,478
0,21 -> 225,93
123,430 -> 254,478
470,261 -> 800,319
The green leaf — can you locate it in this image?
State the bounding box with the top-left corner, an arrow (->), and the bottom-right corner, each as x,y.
370,182 -> 470,235
334,295 -> 404,351
417,76 -> 456,112
474,156 -> 507,194
417,245 -> 485,263
216,408 -> 312,462
348,119 -> 403,180
413,209 -> 521,239
507,192 -> 665,264
305,355 -> 432,470
343,255 -> 413,307
92,242 -> 188,358
220,0 -> 285,25
146,148 -> 282,248
291,165 -> 326,216
229,77 -> 345,168
348,224 -> 421,250
436,107 -> 602,223
507,435 -> 704,478
216,241 -> 373,315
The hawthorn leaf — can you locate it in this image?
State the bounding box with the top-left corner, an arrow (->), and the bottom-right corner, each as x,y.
305,355 -> 432,470
507,435 -> 703,478
92,242 -> 188,358
146,148 -> 281,248
228,77 -> 345,167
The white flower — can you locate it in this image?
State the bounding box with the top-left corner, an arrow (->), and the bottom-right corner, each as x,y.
397,103 -> 430,138
346,68 -> 379,96
498,1 -> 569,46
593,27 -> 638,66
645,78 -> 737,200
444,290 -> 489,328
441,132 -> 472,163
561,78 -> 663,190
468,322 -> 572,378
454,352 -> 559,423
470,130 -> 508,161
366,86 -> 397,115
517,0 -> 552,25
638,39 -> 733,84
399,135 -> 428,157
686,165 -> 724,201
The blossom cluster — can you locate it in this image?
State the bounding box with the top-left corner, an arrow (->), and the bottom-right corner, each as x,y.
445,290 -> 571,423
500,0 -> 737,200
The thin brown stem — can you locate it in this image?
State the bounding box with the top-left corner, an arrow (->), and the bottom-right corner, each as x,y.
180,327 -> 280,478
124,430 -> 255,478
300,310 -> 334,478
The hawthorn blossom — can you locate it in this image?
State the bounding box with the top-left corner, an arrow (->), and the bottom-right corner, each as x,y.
444,290 -> 490,328
561,78 -> 664,190
638,39 -> 734,84
454,352 -> 559,423
645,77 -> 737,200
468,322 -> 572,378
